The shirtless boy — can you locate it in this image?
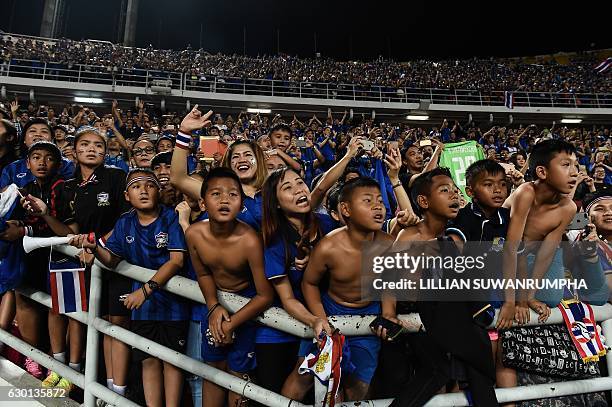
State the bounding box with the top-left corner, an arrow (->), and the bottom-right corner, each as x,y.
498,140 -> 578,328
185,167 -> 274,407
302,177 -> 393,401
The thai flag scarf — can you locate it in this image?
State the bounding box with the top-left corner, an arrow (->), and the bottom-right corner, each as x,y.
299,332 -> 346,407
558,299 -> 606,362
49,247 -> 87,314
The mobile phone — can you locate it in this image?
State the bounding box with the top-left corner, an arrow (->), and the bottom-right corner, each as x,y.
295,137 -> 307,148
361,139 -> 375,151
369,316 -> 405,341
567,212 -> 589,230
387,141 -> 399,151
419,139 -> 432,147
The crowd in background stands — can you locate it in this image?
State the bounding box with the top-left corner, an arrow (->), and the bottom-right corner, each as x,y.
1,96 -> 612,407
1,35 -> 611,94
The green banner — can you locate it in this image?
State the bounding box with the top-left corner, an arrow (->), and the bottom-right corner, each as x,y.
438,141 -> 485,200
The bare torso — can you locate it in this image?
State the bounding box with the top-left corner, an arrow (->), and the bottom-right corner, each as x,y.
188,220 -> 254,292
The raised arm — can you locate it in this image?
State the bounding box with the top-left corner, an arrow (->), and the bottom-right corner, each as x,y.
384,147 -> 414,214
310,136 -> 364,209
408,140 -> 444,188
171,106 -> 213,201
274,148 -> 302,172
111,100 -> 124,128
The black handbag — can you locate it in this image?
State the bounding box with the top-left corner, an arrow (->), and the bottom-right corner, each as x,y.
501,324 -> 600,379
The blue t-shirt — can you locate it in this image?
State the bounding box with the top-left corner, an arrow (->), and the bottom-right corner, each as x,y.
0,157 -> 75,188
257,213 -> 334,343
316,135 -> 336,163
187,156 -> 198,174
104,155 -> 129,173
104,205 -> 189,321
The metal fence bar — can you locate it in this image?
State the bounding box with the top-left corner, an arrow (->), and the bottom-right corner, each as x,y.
51,245 -> 612,336
91,317 -> 307,407
83,264 -> 103,407
0,327 -> 85,388
338,377 -> 612,407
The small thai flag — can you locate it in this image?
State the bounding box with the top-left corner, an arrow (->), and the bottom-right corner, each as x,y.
49,251 -> 87,314
504,91 -> 514,109
594,57 -> 612,74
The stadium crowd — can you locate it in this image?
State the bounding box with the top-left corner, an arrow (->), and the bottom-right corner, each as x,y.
0,96 -> 611,407
1,34 -> 611,94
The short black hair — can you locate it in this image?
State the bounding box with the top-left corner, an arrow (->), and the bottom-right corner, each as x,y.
528,139 -> 576,178
157,135 -> 175,148
340,166 -> 361,184
325,184 -> 342,215
27,141 -> 62,164
151,151 -> 172,168
22,118 -> 52,136
200,167 -> 244,200
269,123 -> 293,138
410,167 -> 453,215
465,159 -> 505,187
339,177 -> 381,203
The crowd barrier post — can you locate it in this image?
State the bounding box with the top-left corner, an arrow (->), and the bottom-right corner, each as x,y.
82,263 -> 103,407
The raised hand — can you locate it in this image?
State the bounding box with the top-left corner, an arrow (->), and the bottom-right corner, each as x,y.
10,98 -> 19,115
347,136 -> 364,157
384,148 -> 402,180
179,105 -> 213,133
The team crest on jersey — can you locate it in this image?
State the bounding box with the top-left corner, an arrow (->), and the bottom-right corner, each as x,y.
16,172 -> 27,178
491,237 -> 505,252
97,192 -> 110,206
155,232 -> 168,248
126,236 -> 134,244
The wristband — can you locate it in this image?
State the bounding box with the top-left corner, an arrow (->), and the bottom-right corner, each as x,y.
207,303 -> 220,319
176,132 -> 192,150
392,182 -> 402,189
141,284 -> 149,300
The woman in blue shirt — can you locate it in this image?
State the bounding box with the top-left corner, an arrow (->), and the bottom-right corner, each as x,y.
171,107 -> 268,230
258,167 -> 334,400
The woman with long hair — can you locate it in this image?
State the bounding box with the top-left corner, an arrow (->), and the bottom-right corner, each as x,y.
171,106 -> 267,230
257,167 -> 333,400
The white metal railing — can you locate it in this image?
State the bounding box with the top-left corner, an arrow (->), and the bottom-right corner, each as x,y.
1,243 -> 612,407
1,57 -> 611,109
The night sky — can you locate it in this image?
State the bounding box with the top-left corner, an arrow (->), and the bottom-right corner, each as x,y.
2,0 -> 610,61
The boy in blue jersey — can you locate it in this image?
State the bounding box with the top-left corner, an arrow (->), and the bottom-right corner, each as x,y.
302,178 -> 393,401
185,167 -> 274,407
71,168 -> 189,406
